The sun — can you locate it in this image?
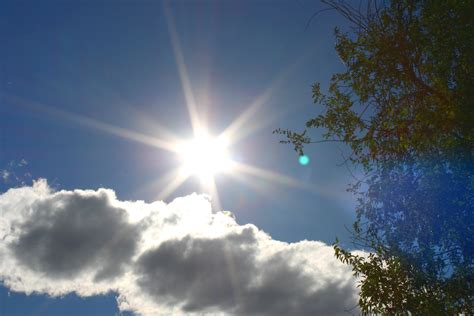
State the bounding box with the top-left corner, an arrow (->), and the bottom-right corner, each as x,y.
177,132 -> 233,181
19,7 -> 315,205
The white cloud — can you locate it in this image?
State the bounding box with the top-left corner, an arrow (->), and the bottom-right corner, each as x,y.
1,159 -> 31,185
1,170 -> 10,181
0,179 -> 360,315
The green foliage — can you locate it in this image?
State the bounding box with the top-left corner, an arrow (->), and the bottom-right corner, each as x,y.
280,0 -> 474,167
333,241 -> 460,315
277,0 -> 474,313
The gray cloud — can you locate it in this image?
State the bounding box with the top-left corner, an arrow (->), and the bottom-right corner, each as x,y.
136,228 -> 356,315
10,190 -> 140,281
136,228 -> 258,313
0,179 -> 360,315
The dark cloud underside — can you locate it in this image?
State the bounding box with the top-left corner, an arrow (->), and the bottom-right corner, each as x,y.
0,180 -> 359,315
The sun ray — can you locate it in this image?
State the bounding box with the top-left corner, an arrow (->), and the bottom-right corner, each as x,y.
226,170 -> 270,195
201,178 -> 243,309
6,94 -> 178,153
164,3 -> 201,135
131,168 -> 178,201
130,108 -> 182,145
218,79 -> 281,146
4,36 -> 330,209
231,161 -> 316,192
231,161 -> 351,200
204,176 -> 222,212
157,167 -> 190,201
29,70 -> 182,145
222,234 -> 243,310
219,57 -> 306,146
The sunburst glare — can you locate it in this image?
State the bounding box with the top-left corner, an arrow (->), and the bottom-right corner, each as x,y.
6,4 -> 314,211
177,131 -> 233,182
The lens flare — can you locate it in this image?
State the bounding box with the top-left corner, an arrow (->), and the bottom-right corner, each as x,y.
299,155 -> 310,166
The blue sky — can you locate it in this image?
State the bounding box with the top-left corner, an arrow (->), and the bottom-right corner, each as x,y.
0,1 -> 360,315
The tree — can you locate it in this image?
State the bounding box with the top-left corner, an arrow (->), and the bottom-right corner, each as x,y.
276,0 -> 474,313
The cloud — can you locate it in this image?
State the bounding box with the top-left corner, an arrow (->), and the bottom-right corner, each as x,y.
0,179 -> 359,315
1,170 -> 10,181
1,159 -> 31,185
10,189 -> 140,282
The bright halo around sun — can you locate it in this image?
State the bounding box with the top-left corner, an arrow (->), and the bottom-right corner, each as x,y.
177,132 -> 233,181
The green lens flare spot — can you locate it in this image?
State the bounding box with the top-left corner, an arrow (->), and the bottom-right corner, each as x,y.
298,155 -> 310,166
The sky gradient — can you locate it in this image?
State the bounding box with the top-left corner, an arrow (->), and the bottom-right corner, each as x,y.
0,1 -> 361,315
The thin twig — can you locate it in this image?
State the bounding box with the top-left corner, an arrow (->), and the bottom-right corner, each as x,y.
305,7 -> 337,31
